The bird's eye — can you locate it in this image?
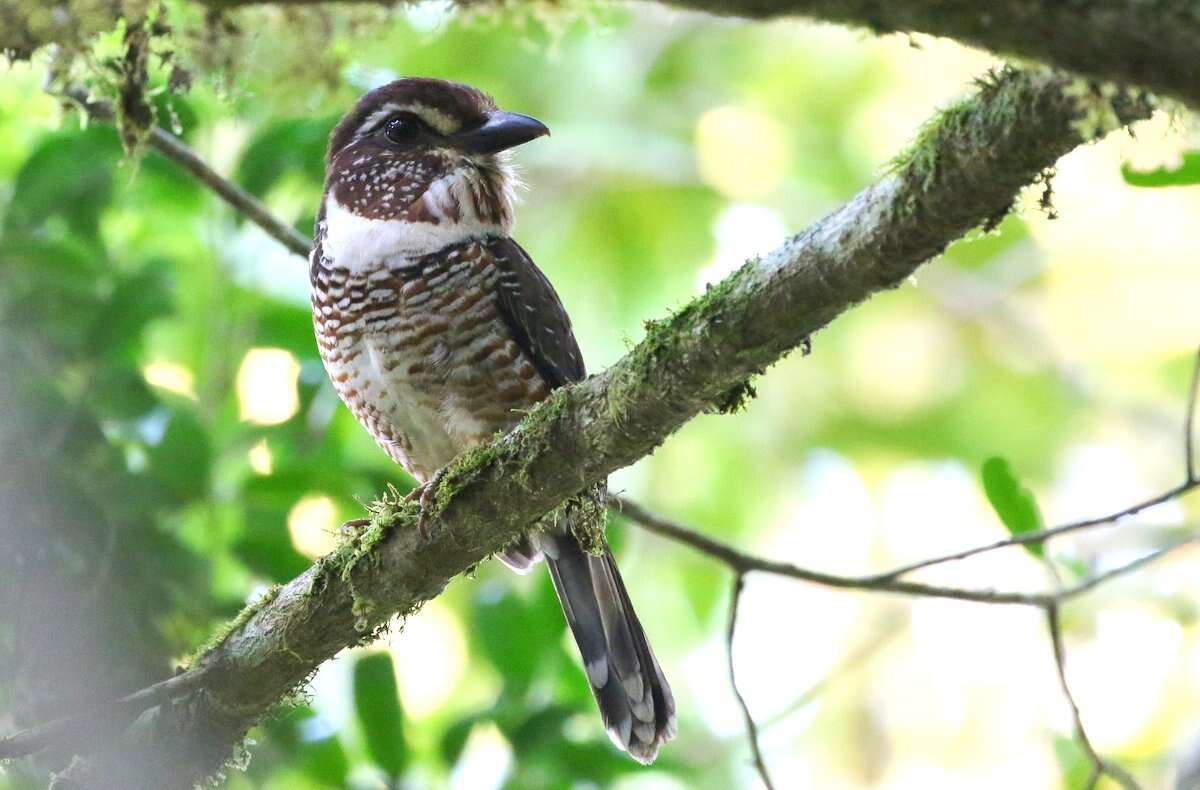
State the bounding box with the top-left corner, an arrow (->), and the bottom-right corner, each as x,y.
383,114 -> 422,145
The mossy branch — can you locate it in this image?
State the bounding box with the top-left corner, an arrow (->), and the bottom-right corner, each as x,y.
658,0 -> 1200,110
172,0 -> 1200,111
8,1 -> 1200,113
21,67 -> 1153,787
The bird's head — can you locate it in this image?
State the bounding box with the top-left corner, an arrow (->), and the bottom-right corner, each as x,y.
319,78 -> 548,264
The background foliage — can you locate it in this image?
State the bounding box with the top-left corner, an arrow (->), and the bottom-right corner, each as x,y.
2,3 -> 1200,788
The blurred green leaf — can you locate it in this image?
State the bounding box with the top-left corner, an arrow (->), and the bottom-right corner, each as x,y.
231,473 -> 357,583
352,652 -> 407,779
150,92 -> 199,139
299,733 -> 350,786
471,581 -> 565,694
4,126 -> 120,239
87,263 -> 174,359
440,712 -> 488,766
1052,736 -> 1092,790
90,366 -> 159,419
505,703 -> 575,752
502,738 -> 643,789
257,707 -> 350,787
146,407 -> 211,501
945,213 -> 1029,270
234,117 -> 332,198
234,487 -> 312,582
254,300 -> 320,360
0,233 -> 106,299
1121,151 -> 1200,187
981,456 -> 1044,557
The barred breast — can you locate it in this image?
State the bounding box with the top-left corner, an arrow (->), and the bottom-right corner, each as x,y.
311,238 -> 551,483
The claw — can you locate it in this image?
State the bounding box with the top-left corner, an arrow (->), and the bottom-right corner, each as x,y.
409,469 -> 447,540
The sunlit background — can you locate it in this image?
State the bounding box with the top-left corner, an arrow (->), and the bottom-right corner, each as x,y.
1,2 -> 1199,788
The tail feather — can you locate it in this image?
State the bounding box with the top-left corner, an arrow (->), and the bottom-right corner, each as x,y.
498,534 -> 543,575
540,531 -> 676,764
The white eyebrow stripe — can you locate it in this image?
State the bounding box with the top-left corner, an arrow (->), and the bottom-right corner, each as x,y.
353,102 -> 460,138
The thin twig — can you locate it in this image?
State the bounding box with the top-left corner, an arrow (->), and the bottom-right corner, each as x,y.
0,666 -> 213,760
726,574 -> 776,790
615,497 -> 1200,607
867,480 -> 1199,583
58,88 -> 312,259
1045,604 -> 1141,790
1185,347 -> 1200,484
618,499 -> 1198,789
1056,537 -> 1200,600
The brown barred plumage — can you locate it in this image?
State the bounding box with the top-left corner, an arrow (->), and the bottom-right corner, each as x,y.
310,78 -> 675,763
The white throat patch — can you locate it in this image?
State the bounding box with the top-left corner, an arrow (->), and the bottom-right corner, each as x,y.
322,168 -> 510,273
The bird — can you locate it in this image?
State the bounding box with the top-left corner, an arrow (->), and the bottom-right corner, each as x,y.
309,77 -> 676,763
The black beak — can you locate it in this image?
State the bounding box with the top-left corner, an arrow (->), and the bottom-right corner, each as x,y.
452,110 -> 549,155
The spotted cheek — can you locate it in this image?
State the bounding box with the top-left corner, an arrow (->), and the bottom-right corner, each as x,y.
329,149 -> 445,220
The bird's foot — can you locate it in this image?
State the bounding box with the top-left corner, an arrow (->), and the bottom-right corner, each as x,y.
405,469 -> 447,539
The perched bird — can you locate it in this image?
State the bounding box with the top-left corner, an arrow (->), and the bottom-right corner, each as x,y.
309,78 -> 676,762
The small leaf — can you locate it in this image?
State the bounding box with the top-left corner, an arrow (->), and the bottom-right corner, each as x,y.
1053,736 -> 1092,790
146,407 -> 211,501
90,365 -> 159,420
299,733 -> 350,787
4,126 -> 121,239
86,263 -> 173,359
234,473 -> 317,582
1121,151 -> 1200,187
440,714 -> 485,766
353,652 -> 407,779
235,117 -> 333,198
507,704 -> 575,751
471,581 -> 565,694
981,457 -> 1045,557
258,706 -> 350,787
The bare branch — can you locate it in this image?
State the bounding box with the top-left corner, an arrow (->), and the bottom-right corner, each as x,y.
867,480 -> 1199,583
189,0 -> 1200,111
619,358 -> 1200,786
617,503 -> 1198,788
649,0 -> 1200,111
1045,605 -> 1141,790
726,574 -> 776,790
1186,348 -> 1200,484
616,497 -> 1200,607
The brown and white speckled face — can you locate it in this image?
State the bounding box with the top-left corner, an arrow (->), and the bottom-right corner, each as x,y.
319,78 -> 543,272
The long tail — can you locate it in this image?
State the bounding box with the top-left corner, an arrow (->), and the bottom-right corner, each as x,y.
539,531 -> 676,764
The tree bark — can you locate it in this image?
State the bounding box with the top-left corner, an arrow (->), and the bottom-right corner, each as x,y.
656,0 -> 1200,110
188,0 -> 1200,110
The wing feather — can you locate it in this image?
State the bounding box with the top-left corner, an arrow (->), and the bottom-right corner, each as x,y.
485,237 -> 586,388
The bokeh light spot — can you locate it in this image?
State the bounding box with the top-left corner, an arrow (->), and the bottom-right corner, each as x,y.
449,721 -> 512,790
385,599 -> 469,719
695,106 -> 791,199
237,347 -> 301,425
142,360 -> 197,400
248,438 -> 273,476
287,494 -> 339,559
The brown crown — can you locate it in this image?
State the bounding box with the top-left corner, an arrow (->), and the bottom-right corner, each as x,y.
326,78 -> 497,161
